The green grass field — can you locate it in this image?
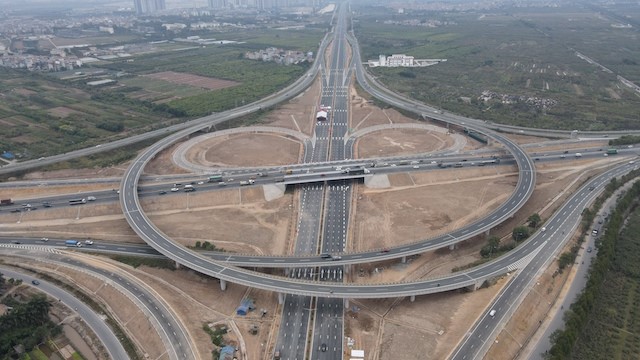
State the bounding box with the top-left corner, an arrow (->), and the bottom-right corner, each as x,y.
353,5 -> 640,130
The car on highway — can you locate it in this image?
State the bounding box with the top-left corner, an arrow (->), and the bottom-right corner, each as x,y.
87,196 -> 97,201
587,247 -> 593,253
413,165 -> 420,169
320,343 -> 327,352
489,309 -> 497,317
84,240 -> 94,245
159,191 -> 167,195
41,237 -> 48,242
31,280 -> 40,285
379,248 -> 390,253
170,187 -> 180,192
197,181 -> 204,185
42,202 -> 52,208
11,240 -> 21,244
541,227 -> 546,232
320,253 -> 332,259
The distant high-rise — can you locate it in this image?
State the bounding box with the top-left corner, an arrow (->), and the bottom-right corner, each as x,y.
208,0 -> 227,8
134,0 -> 166,15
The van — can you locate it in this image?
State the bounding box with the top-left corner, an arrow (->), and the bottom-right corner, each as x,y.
489,309 -> 497,317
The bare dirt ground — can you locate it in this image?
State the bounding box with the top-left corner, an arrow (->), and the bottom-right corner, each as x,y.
144,71 -> 240,90
347,276 -> 508,360
350,167 -> 517,252
349,87 -> 420,130
144,188 -> 295,254
264,77 -> 322,137
6,166 -> 126,182
0,183 -> 115,202
356,128 -> 454,158
185,133 -> 302,168
145,141 -> 191,175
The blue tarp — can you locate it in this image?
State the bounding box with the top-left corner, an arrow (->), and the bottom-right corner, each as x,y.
1,151 -> 15,160
236,298 -> 254,316
218,345 -> 235,360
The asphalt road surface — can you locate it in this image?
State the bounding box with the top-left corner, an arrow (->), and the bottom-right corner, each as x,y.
0,266 -> 129,360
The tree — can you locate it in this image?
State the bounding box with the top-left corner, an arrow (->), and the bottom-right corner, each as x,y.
512,226 -> 530,242
480,236 -> 501,257
528,213 -> 542,228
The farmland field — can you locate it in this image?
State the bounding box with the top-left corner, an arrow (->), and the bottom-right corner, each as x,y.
0,26 -> 325,161
353,5 -> 640,130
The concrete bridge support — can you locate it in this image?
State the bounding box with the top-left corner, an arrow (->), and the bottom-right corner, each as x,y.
485,229 -> 491,237
278,293 -> 285,305
175,261 -> 181,270
220,279 -> 227,291
344,298 -> 349,308
410,295 -> 416,302
465,280 -> 484,292
401,256 -> 407,264
449,244 -> 456,251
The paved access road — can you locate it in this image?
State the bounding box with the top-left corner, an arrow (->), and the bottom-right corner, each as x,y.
0,266 -> 129,360
449,161 -> 637,360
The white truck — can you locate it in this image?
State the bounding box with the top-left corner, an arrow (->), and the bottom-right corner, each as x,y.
240,179 -> 255,186
575,153 -> 582,158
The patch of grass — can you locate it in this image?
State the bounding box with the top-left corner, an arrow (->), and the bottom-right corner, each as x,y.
30,348 -> 48,360
111,255 -> 176,270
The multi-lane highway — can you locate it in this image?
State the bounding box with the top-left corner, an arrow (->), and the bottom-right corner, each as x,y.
450,161 -> 638,360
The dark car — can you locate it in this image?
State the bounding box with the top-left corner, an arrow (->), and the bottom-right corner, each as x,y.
42,203 -> 52,208
31,280 -> 40,285
320,343 -> 327,352
379,248 -> 390,253
159,191 -> 167,195
11,240 -> 21,244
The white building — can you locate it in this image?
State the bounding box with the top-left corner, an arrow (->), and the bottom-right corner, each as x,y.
367,54 -> 447,68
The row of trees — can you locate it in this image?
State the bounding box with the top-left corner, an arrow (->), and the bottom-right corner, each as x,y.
480,213 -> 541,258
545,175 -> 640,358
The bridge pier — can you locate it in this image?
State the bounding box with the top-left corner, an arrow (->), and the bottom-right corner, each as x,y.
284,268 -> 290,277
175,261 -> 181,270
449,244 -> 456,251
465,280 -> 484,292
220,279 -> 227,291
401,256 -> 407,264
344,265 -> 350,274
410,295 -> 416,302
278,293 -> 284,305
344,298 -> 349,308
485,229 -> 491,237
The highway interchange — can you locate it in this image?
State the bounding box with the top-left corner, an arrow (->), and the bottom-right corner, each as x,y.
2,3 -> 640,360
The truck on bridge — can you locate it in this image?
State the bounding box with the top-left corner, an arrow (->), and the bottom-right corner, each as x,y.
607,148 -> 618,155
